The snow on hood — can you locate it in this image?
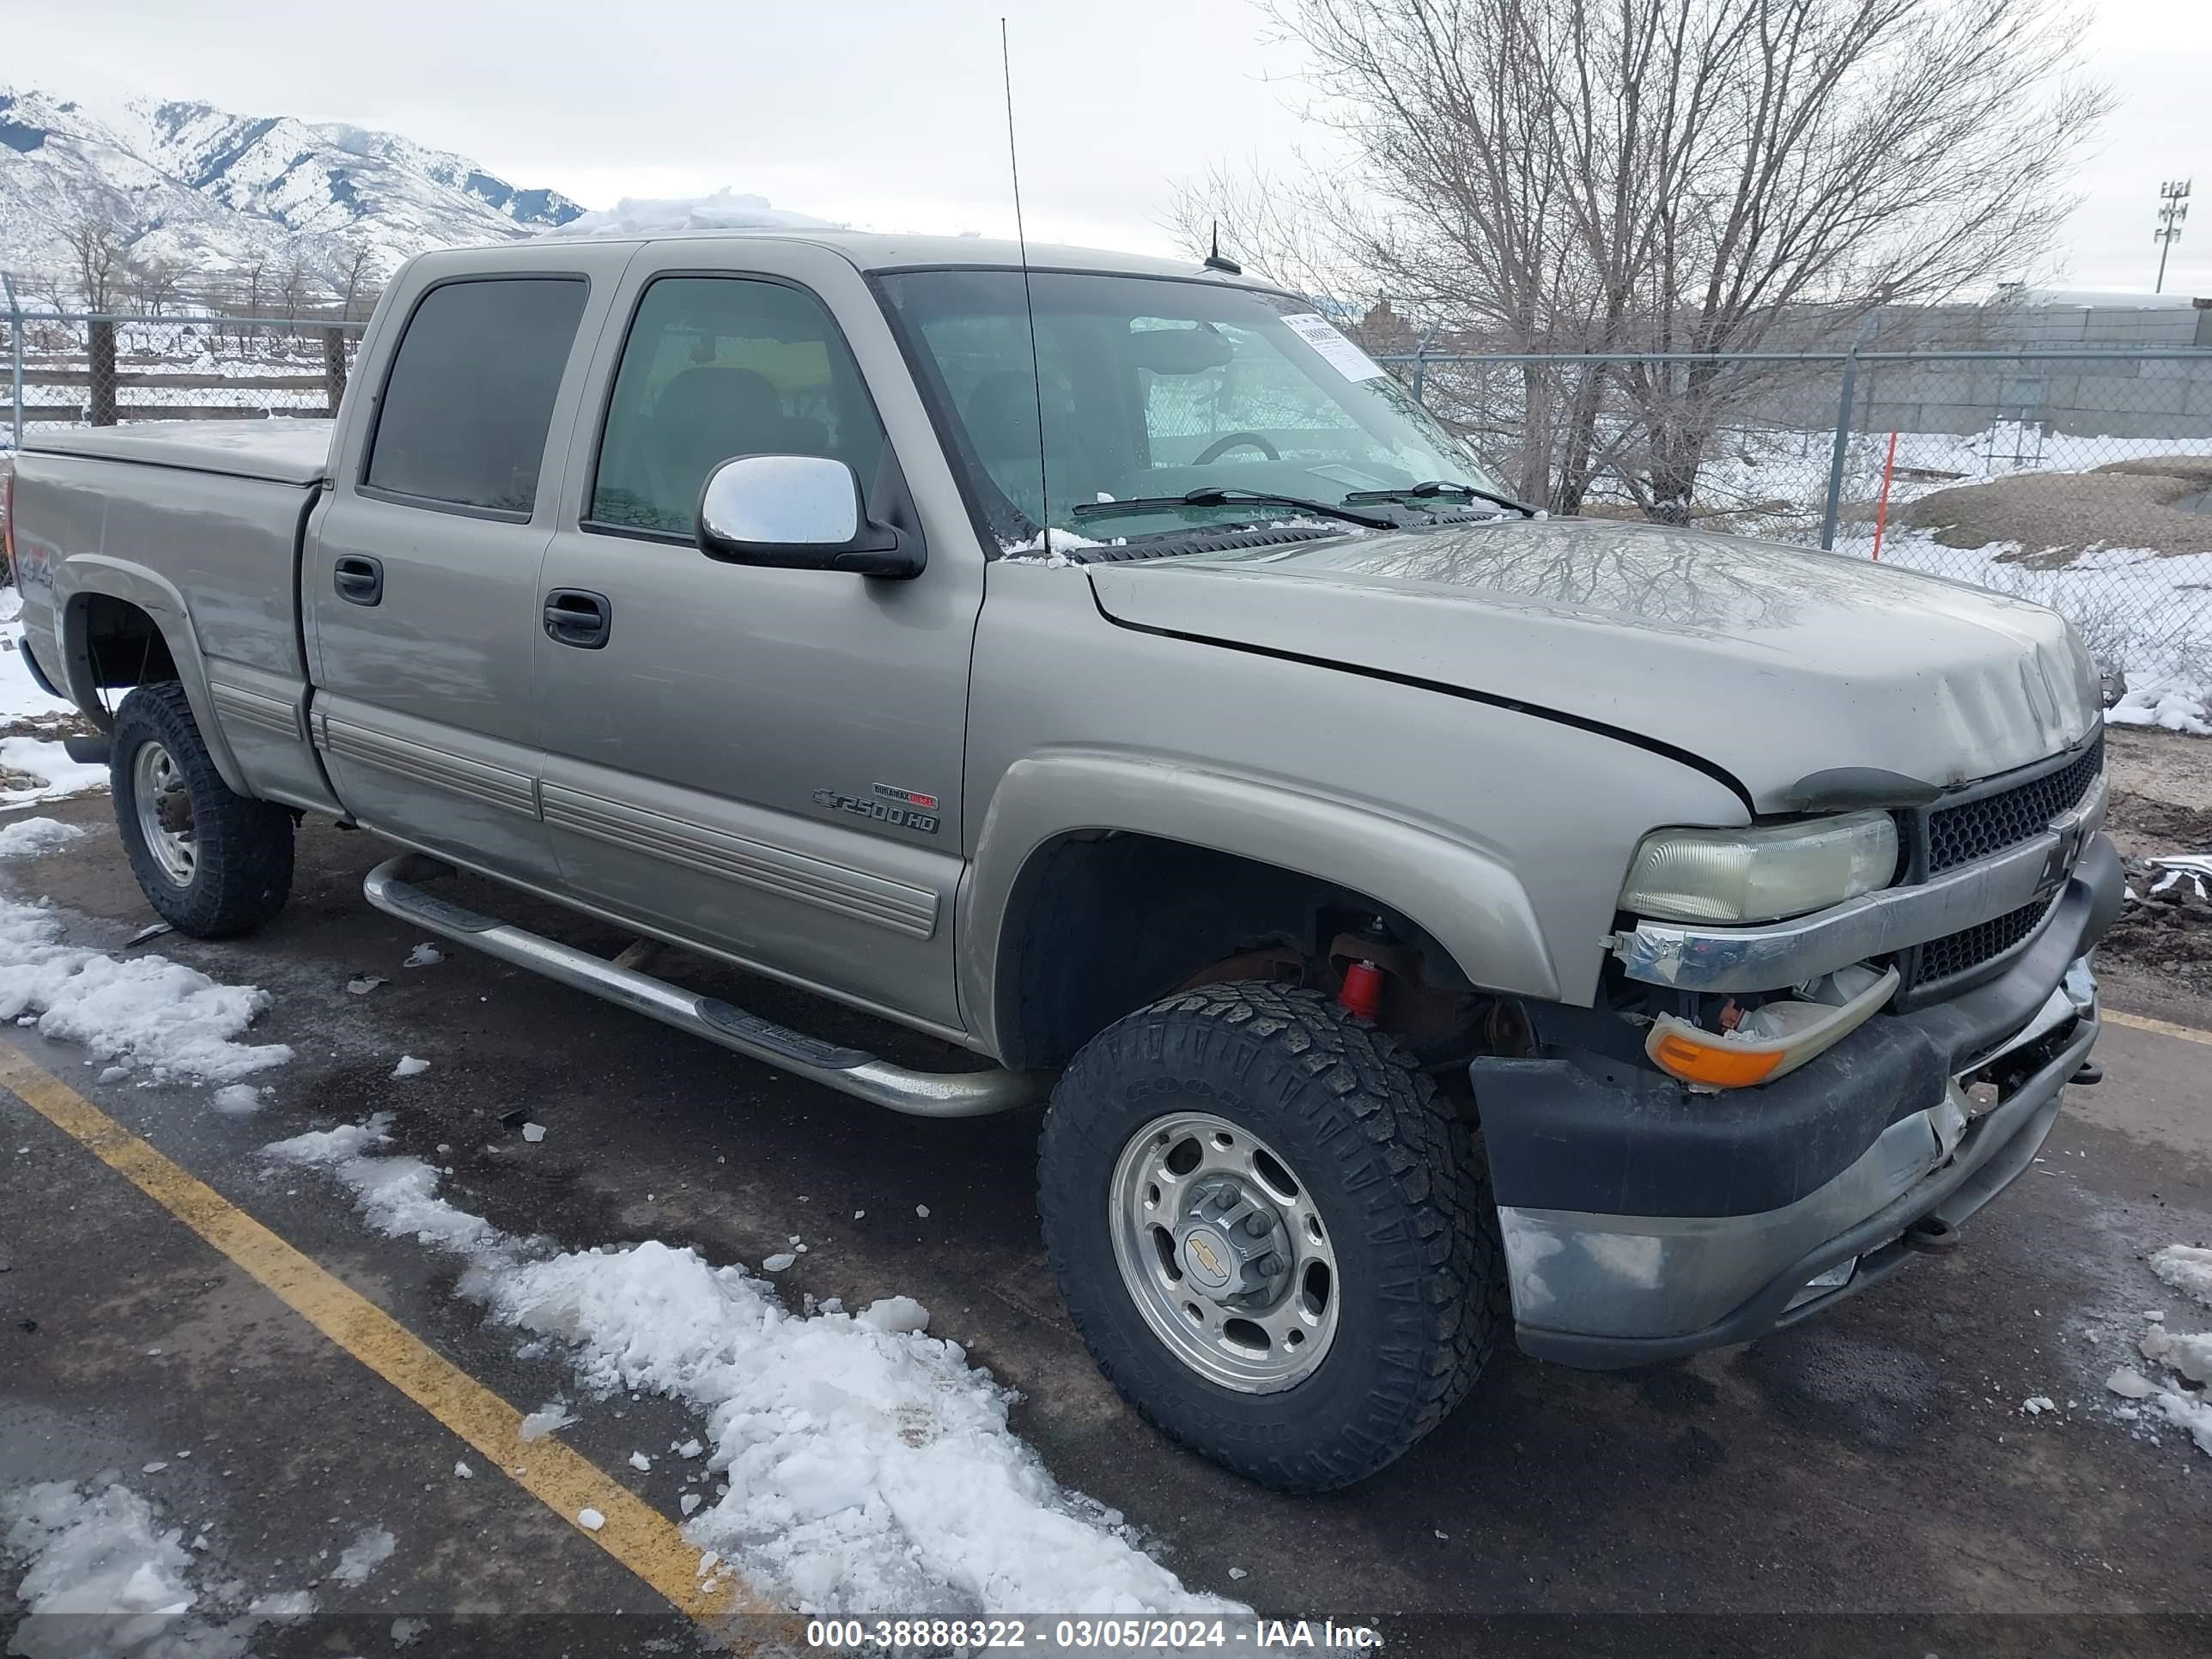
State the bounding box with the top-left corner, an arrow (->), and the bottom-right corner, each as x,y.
541,188 -> 839,240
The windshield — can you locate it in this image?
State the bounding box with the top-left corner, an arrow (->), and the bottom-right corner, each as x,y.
877,269 -> 1508,550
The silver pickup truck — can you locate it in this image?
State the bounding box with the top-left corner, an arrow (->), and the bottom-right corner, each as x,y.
6,231 -> 2120,1491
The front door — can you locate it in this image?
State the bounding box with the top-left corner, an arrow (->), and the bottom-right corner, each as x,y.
532,245 -> 982,1031
306,250 -> 626,882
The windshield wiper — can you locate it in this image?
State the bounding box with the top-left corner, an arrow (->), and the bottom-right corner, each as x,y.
1342,479 -> 1539,518
1068,487 -> 1398,531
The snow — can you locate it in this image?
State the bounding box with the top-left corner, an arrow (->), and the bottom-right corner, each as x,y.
270,1123 -> 1243,1616
2152,1245 -> 2212,1308
0,1477 -> 316,1657
391,1055 -> 429,1078
2106,1365 -> 2156,1400
0,893 -> 291,1083
514,1403 -> 577,1443
403,944 -> 442,969
0,817 -> 88,858
2108,676 -> 2212,738
453,1462 -> 472,1480
575,1508 -> 605,1533
521,1121 -> 546,1144
997,528 -> 1107,565
629,1452 -> 652,1473
330,1525 -> 394,1587
2140,1324 -> 2212,1385
0,738 -> 109,808
2022,1395 -> 2057,1415
1,1481 -> 197,1642
762,1252 -> 797,1273
210,1084 -> 261,1115
541,188 -> 837,240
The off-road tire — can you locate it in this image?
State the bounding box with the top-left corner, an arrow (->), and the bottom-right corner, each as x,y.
1038,981 -> 1506,1491
111,682 -> 294,938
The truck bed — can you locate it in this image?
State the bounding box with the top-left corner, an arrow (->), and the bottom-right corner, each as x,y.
23,418 -> 333,485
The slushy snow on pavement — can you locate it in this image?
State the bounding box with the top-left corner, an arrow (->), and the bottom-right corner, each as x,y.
0,892 -> 291,1084
0,1478 -> 316,1658
264,1115 -> 1245,1617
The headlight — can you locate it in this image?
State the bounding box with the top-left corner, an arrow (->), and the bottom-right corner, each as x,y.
1620,811 -> 1899,925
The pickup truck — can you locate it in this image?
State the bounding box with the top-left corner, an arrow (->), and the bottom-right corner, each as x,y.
5,231 -> 2119,1492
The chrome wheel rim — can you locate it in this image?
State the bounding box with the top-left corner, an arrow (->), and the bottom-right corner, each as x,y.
1109,1110 -> 1340,1393
132,740 -> 196,887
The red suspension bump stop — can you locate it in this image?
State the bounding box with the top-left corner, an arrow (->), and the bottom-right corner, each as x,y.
1338,959 -> 1383,1020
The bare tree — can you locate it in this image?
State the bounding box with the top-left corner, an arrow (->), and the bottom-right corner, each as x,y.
58,205 -> 136,425
1183,0 -> 2110,518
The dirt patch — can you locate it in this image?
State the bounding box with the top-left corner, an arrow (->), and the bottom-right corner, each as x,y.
2096,727 -> 2212,991
1900,457 -> 2212,565
2104,868 -> 2212,994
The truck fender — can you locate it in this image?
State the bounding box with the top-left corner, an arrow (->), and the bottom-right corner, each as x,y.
56,554 -> 252,796
957,749 -> 1561,1054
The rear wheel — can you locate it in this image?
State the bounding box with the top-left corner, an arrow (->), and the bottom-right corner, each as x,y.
1038,981 -> 1504,1491
111,682 -> 294,938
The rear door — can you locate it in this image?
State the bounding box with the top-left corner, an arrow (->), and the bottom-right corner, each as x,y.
531,240 -> 984,1031
306,246 -> 630,881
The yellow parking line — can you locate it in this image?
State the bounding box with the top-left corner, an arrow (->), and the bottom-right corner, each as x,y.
2105,1009 -> 2212,1048
0,1040 -> 782,1642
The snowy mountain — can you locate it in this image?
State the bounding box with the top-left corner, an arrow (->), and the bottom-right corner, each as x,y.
0,84 -> 582,301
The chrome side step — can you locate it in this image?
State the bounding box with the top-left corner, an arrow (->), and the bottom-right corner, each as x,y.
362,854 -> 1047,1118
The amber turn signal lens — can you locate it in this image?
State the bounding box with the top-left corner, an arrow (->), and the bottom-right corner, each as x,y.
1650,1030 -> 1787,1089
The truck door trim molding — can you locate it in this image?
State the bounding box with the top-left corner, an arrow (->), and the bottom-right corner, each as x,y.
541,782 -> 939,939
313,713 -> 540,819
209,680 -> 305,744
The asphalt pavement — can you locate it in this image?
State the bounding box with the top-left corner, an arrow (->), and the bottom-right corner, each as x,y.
3,792 -> 2209,1656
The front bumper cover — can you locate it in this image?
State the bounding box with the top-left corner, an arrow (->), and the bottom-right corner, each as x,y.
1475,835 -> 2120,1368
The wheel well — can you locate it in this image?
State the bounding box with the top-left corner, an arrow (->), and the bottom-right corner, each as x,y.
67,594 -> 178,726
994,830 -> 1493,1071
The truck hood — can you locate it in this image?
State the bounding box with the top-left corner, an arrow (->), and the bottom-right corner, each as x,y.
1085,520 -> 2102,812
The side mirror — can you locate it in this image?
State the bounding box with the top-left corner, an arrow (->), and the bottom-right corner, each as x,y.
695,454 -> 921,578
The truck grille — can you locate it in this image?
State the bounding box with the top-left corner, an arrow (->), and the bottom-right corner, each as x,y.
1909,897 -> 2056,990
1923,733 -> 2102,875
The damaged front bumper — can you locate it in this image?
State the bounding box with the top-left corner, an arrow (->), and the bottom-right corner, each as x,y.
1474,833 -> 2123,1369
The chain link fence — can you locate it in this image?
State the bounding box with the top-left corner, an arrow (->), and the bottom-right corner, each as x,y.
2,308 -> 365,439
1383,345 -> 2212,687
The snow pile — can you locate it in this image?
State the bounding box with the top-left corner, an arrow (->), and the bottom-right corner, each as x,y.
2099,1248 -> 2212,1459
2106,674 -> 2211,738
0,1478 -> 315,1657
543,189 -> 837,240
0,817 -> 88,858
0,737 -> 108,807
267,1119 -> 1243,1617
2152,1244 -> 2212,1307
0,894 -> 291,1083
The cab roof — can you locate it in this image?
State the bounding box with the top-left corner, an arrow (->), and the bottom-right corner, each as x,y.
453,228 -> 1267,285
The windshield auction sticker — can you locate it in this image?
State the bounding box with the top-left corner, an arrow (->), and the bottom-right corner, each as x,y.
1279,313 -> 1388,381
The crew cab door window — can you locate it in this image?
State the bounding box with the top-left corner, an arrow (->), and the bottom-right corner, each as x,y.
588,276 -> 885,538
362,276 -> 588,517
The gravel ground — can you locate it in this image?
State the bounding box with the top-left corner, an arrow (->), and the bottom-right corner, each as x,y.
1901,456 -> 2212,563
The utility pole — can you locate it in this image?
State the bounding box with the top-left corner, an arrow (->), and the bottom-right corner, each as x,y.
2155,179 -> 2191,294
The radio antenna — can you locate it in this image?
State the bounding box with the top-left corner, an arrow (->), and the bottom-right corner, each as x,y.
1000,17 -> 1050,549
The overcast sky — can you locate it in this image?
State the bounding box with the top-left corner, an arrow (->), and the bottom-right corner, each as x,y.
6,0 -> 2207,295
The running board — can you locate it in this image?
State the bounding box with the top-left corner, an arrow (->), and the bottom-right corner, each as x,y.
362,854 -> 1047,1118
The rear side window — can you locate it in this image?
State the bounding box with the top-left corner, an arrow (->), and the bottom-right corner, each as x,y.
363,276 -> 587,516
589,276 -> 884,538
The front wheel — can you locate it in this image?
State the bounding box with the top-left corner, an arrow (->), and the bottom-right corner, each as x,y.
111,682 -> 294,938
1038,981 -> 1505,1491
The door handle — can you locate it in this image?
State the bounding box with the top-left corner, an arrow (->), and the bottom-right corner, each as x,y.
543,588 -> 611,649
333,555 -> 383,606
